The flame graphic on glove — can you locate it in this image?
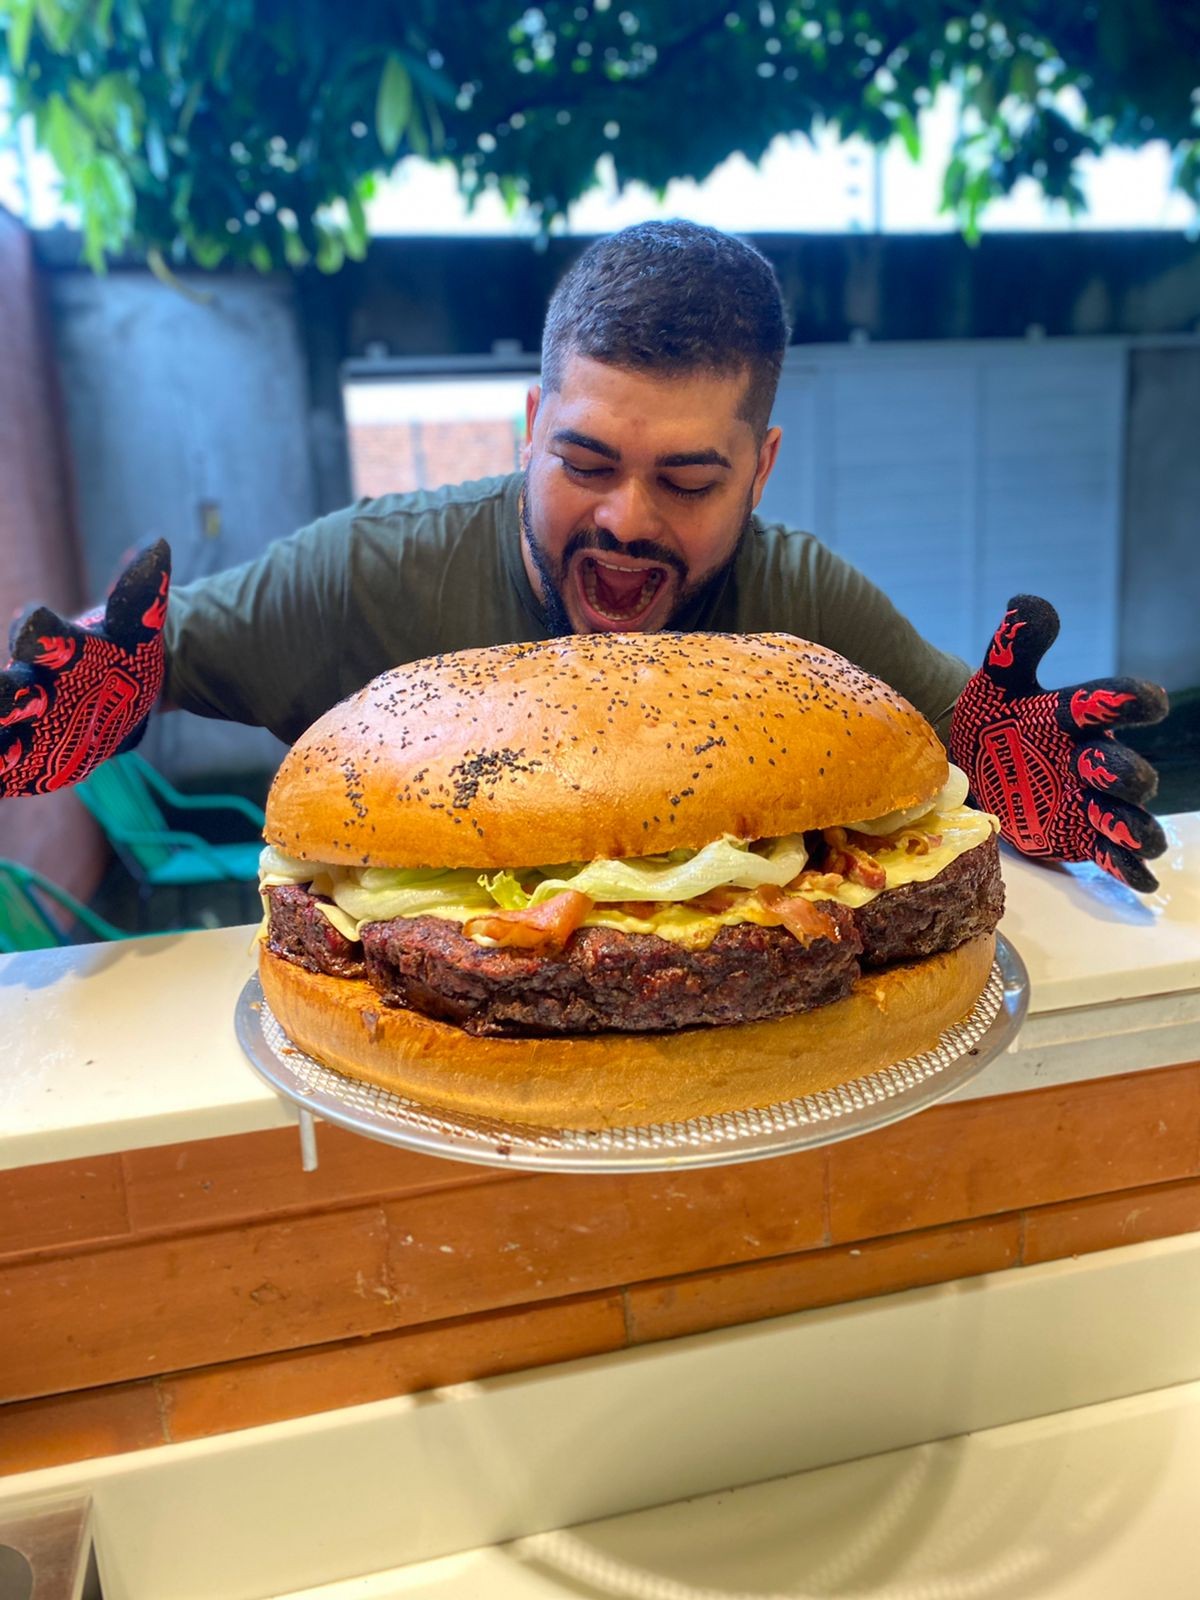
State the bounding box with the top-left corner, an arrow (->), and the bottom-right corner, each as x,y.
1077,748 -> 1119,789
142,571 -> 170,631
1070,688 -> 1137,728
34,635 -> 77,671
987,613 -> 1026,670
1087,799 -> 1141,851
0,683 -> 49,725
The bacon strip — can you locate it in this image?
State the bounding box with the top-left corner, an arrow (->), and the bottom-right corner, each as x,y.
689,887 -> 745,914
846,825 -> 941,857
755,884 -> 843,944
821,827 -> 887,890
464,889 -> 592,951
786,869 -> 845,894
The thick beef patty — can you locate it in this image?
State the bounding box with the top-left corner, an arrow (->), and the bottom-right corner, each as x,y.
855,834 -> 1004,967
264,833 -> 1002,1036
361,912 -> 862,1035
265,882 -> 365,978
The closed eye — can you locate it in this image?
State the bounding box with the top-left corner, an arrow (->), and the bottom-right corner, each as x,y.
661,479 -> 716,500
562,460 -> 715,499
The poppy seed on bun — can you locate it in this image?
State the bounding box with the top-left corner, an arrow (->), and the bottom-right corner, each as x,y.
263,632 -> 949,868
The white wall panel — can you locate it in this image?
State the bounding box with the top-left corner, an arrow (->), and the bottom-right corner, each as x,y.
759,340 -> 1127,682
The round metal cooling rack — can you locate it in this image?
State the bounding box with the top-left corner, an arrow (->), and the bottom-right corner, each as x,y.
235,935 -> 1029,1173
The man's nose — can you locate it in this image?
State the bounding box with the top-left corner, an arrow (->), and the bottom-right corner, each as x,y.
592,477 -> 663,543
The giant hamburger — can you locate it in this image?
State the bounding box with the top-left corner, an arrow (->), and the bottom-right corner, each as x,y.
257,632 -> 1004,1128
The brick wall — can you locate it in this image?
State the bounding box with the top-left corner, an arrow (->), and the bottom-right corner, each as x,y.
0,207 -> 103,895
349,419 -> 522,499
2,1058 -> 1199,1472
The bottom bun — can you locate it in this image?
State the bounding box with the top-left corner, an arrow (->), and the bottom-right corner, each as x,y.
258,933 -> 997,1130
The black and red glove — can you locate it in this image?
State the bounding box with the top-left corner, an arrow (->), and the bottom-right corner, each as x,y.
949,594 -> 1169,893
0,540 -> 171,798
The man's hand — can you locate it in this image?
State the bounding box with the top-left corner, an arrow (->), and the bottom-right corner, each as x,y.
0,540 -> 171,798
949,594 -> 1169,892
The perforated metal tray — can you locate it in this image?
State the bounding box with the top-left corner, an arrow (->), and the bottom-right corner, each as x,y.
235,935 -> 1028,1172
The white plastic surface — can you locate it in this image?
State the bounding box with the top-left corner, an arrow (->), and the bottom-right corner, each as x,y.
267,1382 -> 1200,1598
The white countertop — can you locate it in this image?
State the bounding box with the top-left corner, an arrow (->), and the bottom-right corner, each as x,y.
1,814 -> 1196,1172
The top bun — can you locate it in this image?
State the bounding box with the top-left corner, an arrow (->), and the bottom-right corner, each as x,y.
264,632 -> 948,869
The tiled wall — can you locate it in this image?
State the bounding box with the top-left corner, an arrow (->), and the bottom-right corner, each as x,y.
3,1059 -> 1199,1474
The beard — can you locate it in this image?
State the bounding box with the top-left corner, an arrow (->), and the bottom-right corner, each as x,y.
520,476 -> 753,638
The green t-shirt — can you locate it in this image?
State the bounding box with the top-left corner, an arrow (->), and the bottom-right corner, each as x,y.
165,472 -> 970,747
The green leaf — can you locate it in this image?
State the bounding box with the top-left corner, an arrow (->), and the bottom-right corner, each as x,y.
169,169 -> 193,224
41,93 -> 94,174
6,0 -> 35,73
407,99 -> 429,159
282,226 -> 310,268
423,88 -> 444,153
892,105 -> 921,162
344,184 -> 369,259
315,227 -> 344,273
249,240 -> 273,273
375,53 -> 413,156
189,234 -> 228,269
33,0 -> 76,52
1008,55 -> 1037,103
76,153 -> 135,270
177,76 -> 204,134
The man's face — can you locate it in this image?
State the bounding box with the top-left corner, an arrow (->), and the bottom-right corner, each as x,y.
521,353 -> 781,635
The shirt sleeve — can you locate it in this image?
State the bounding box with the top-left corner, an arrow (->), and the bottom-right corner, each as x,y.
163,507 -> 356,744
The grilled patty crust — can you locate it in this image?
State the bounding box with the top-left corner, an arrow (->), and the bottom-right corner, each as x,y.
263,833 -> 1002,1038
855,835 -> 1005,968
266,882 -> 366,978
360,911 -> 862,1036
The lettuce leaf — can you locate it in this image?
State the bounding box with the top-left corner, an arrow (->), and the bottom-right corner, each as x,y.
482,833 -> 809,909
260,833 -> 809,941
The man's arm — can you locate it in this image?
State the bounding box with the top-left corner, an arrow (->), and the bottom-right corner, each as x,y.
164,508 -> 358,744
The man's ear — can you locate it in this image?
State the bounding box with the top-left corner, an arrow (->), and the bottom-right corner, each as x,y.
522,384 -> 541,468
751,425 -> 782,508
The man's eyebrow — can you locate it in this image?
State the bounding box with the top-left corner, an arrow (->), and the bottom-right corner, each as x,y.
552,429 -> 620,460
655,448 -> 733,470
552,431 -> 733,472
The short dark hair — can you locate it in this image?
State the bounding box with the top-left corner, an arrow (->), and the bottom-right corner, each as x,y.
541,220 -> 790,441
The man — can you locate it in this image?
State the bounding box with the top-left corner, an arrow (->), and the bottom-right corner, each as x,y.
0,220 -> 1168,888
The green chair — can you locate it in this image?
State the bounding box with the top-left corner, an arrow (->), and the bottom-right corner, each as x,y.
0,859 -> 132,953
75,752 -> 266,928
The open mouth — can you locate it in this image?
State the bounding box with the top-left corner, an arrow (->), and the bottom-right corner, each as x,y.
576,556 -> 671,628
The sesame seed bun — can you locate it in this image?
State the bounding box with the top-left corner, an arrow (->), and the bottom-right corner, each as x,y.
258,933 -> 996,1129
264,632 -> 947,868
